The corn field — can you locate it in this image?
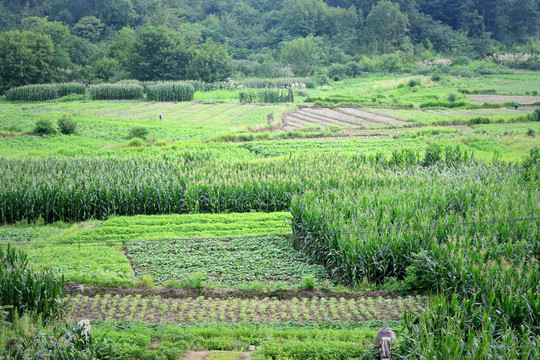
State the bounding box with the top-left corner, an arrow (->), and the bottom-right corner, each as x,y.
88,83 -> 144,100
239,88 -> 294,103
6,83 -> 86,101
146,82 -> 195,102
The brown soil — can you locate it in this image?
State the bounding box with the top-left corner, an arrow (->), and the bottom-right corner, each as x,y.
67,293 -> 426,324
468,95 -> 540,105
65,282 -> 390,300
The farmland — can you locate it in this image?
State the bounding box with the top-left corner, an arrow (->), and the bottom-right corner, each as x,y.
0,72 -> 539,359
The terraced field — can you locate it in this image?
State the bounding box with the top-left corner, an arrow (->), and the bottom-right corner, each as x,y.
282,107 -> 402,130
468,94 -> 540,105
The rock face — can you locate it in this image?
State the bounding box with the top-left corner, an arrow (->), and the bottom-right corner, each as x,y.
375,327 -> 397,345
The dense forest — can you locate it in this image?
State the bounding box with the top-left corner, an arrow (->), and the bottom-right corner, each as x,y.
0,0 -> 539,91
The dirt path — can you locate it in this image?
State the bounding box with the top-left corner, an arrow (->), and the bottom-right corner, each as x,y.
468,95 -> 540,105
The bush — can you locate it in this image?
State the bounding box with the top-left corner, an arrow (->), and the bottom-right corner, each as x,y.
299,274 -> 317,290
127,137 -> 145,147
57,116 -> 78,135
178,271 -> 208,290
408,79 -> 421,87
530,108 -> 540,122
33,119 -> 56,135
135,275 -> 154,289
128,127 -> 149,140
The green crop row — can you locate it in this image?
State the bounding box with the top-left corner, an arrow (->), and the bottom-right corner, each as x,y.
6,83 -> 86,101
239,88 -> 294,103
0,145 -> 479,225
88,83 -> 144,100
146,82 -> 194,102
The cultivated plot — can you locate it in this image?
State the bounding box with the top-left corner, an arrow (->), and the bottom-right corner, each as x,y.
68,294 -> 426,324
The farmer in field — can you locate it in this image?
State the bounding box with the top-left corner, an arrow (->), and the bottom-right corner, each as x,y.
515,101 -> 518,110
159,111 -> 164,120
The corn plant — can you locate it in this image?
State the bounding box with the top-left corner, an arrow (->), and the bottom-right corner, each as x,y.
146,82 -> 195,102
6,83 -> 86,101
88,84 -> 143,100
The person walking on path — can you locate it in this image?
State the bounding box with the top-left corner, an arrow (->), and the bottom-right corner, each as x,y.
159,111 -> 164,120
515,101 -> 519,110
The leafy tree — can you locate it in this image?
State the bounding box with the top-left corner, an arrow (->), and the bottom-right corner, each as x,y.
106,26 -> 136,68
92,57 -> 119,81
365,0 -> 411,54
129,25 -> 190,81
280,35 -> 320,76
95,0 -> 138,28
0,31 -> 55,92
72,16 -> 105,42
189,39 -> 234,82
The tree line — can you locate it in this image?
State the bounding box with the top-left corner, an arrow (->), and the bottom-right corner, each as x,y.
0,0 -> 538,92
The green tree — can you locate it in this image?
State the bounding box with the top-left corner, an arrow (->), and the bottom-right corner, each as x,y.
189,39 -> 234,82
280,36 -> 320,76
106,26 -> 136,68
129,25 -> 189,81
96,0 -> 138,28
73,16 -> 105,42
0,30 -> 55,92
364,0 -> 411,54
92,57 -> 119,81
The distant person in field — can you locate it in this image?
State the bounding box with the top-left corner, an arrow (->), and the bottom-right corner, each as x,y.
159,111 -> 164,120
515,101 -> 518,110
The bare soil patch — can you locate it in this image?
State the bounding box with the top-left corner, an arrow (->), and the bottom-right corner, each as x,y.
67,293 -> 426,324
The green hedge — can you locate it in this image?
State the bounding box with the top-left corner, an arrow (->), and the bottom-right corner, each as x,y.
88,84 -> 144,100
146,82 -> 195,102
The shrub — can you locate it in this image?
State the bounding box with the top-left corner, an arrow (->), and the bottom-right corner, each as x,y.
446,93 -> 458,102
33,119 -> 56,135
299,274 -> 317,290
430,73 -> 442,82
527,128 -> 535,137
530,108 -> 540,122
57,116 -> 78,135
128,127 -> 149,140
135,275 -> 153,289
127,137 -> 145,147
408,79 -> 421,87
178,271 -> 208,290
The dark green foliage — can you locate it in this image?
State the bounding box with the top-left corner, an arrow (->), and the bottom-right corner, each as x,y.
88,83 -> 143,100
189,39 -> 235,83
3,320 -> 119,359
57,115 -> 78,135
33,119 -> 57,136
146,82 -> 195,102
0,245 -> 65,322
0,31 -> 55,93
6,83 -> 86,101
530,108 -> 540,122
129,25 -> 189,81
128,127 -> 149,140
239,88 -> 294,103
